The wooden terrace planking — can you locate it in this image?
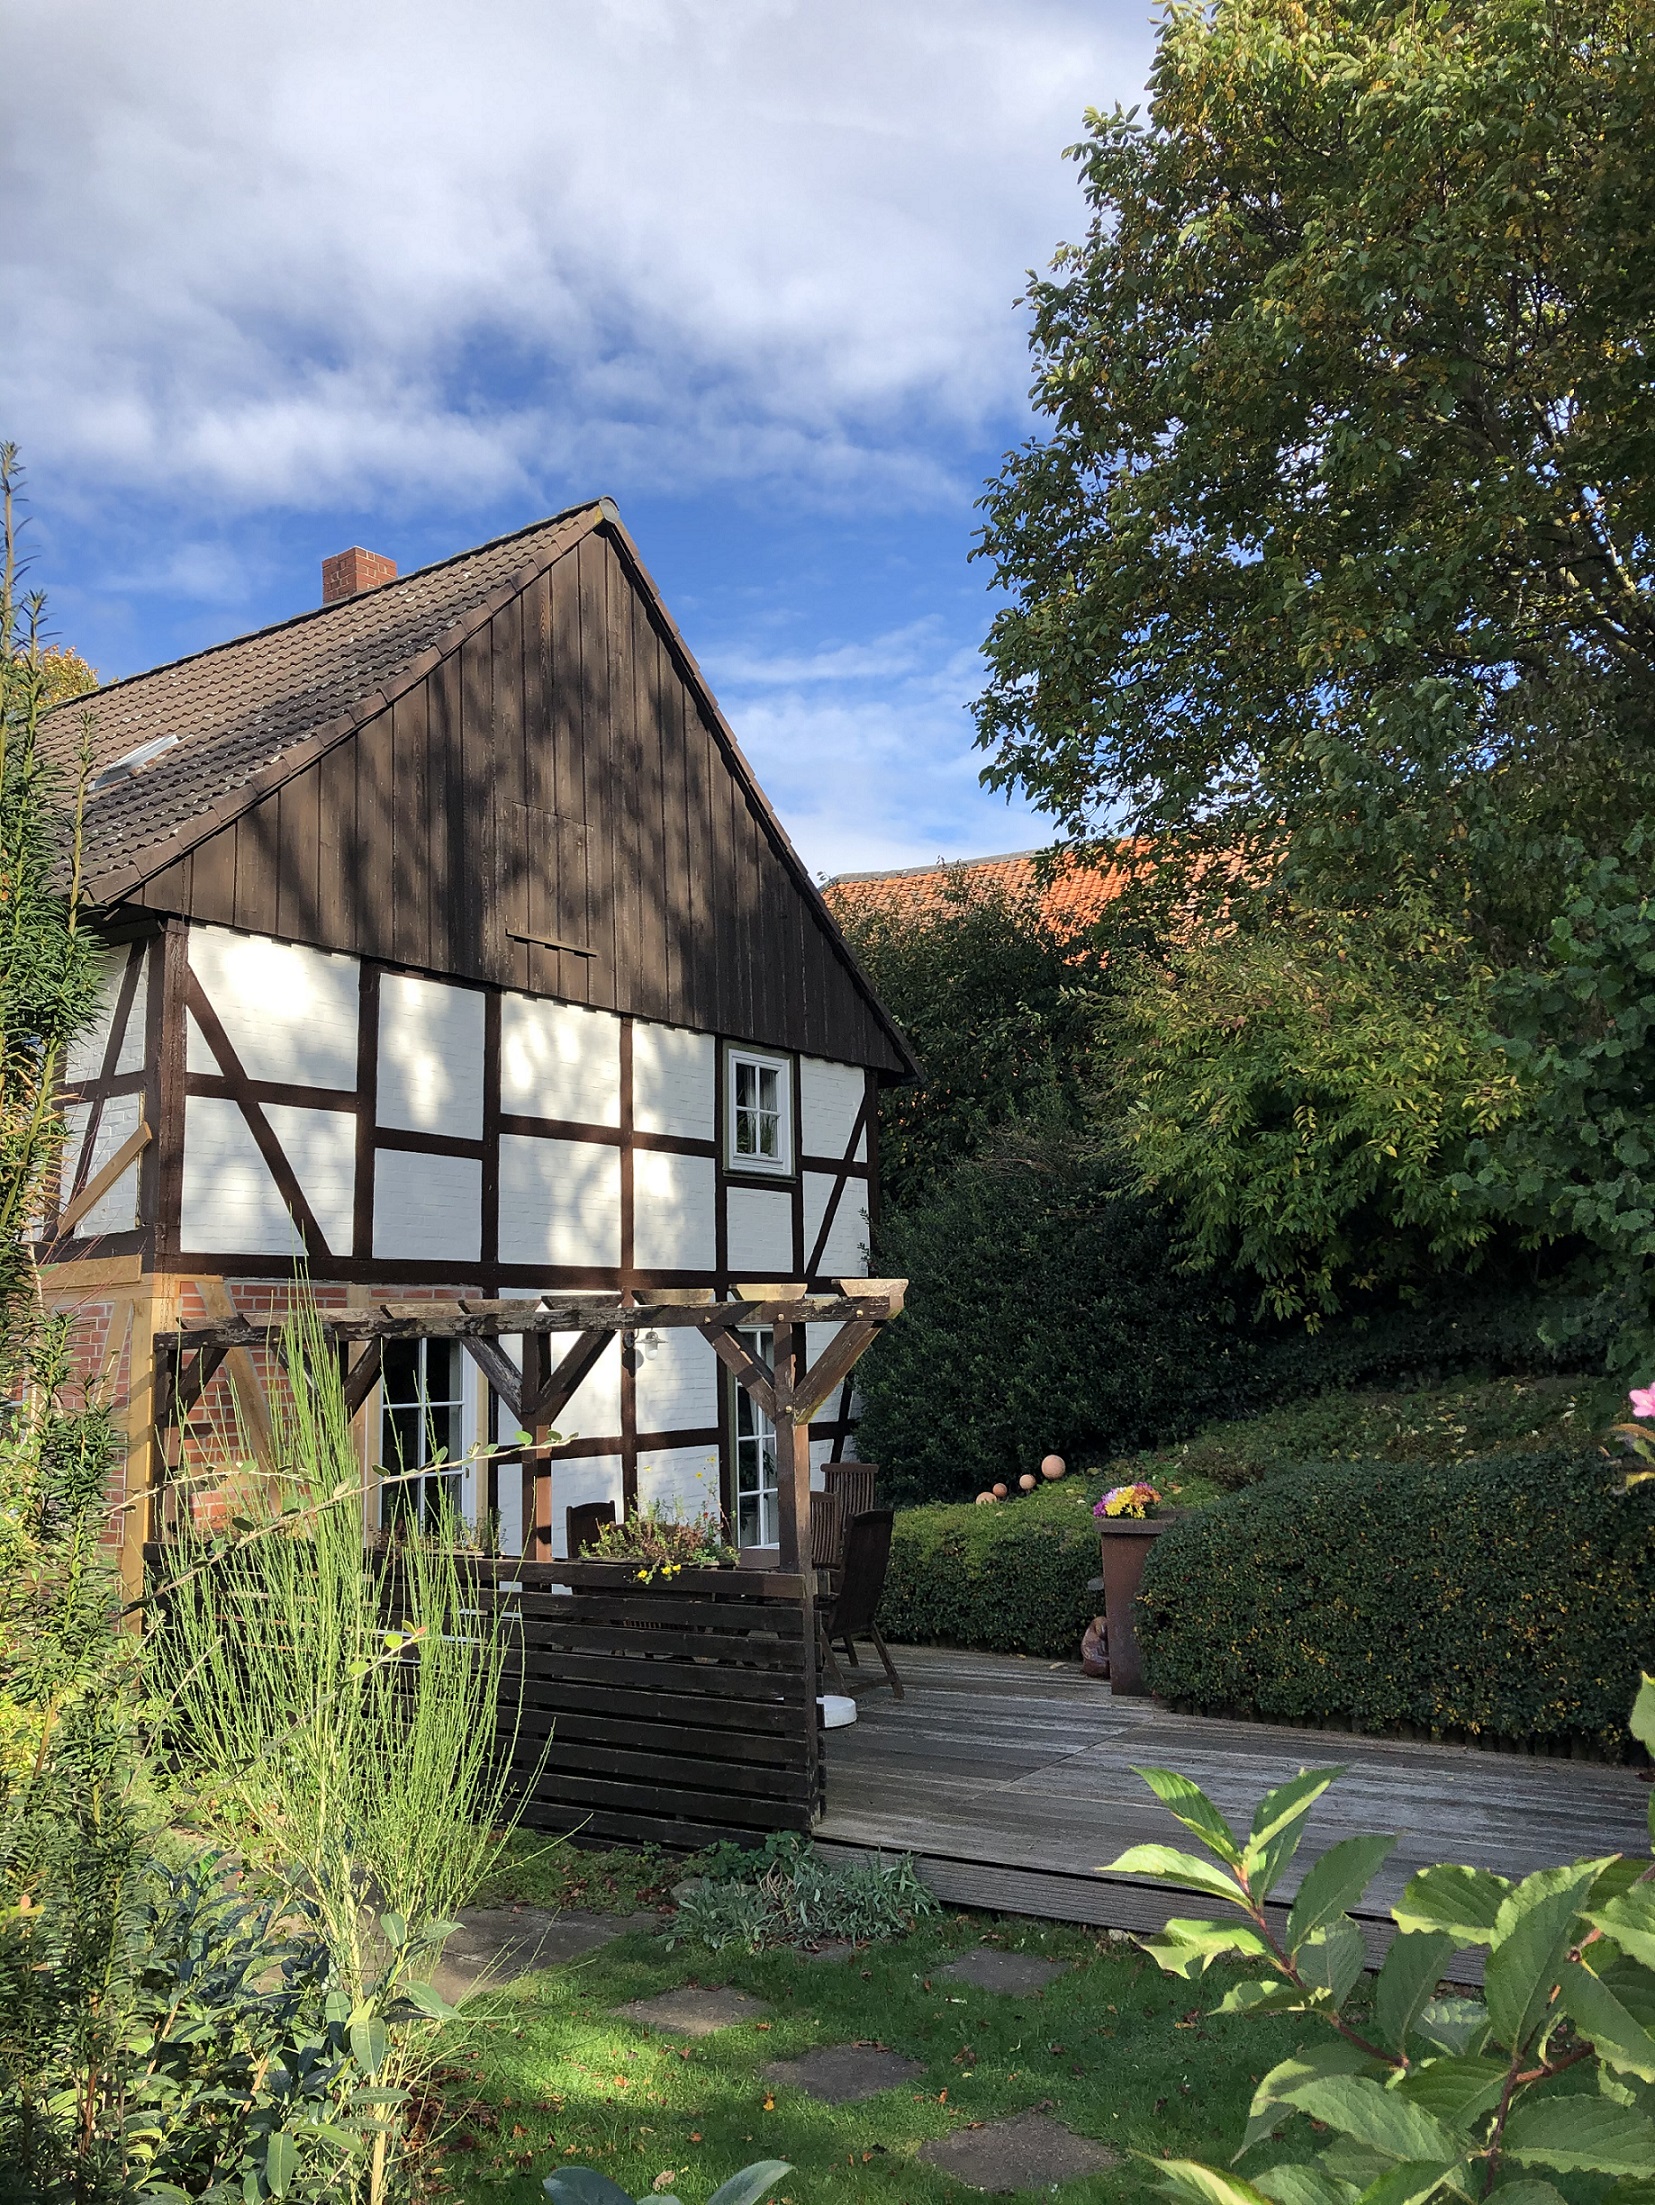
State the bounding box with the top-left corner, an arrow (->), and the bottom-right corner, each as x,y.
816,1645 -> 1651,1974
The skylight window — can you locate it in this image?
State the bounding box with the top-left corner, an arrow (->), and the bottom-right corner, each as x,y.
91,734 -> 179,792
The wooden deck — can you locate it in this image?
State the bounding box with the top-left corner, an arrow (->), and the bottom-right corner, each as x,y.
816,1646 -> 1651,1977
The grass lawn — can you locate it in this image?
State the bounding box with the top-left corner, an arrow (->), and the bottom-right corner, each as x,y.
431,1851 -> 1318,2205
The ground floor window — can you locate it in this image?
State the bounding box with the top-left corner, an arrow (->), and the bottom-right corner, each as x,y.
380,1335 -> 465,1531
732,1327 -> 777,1549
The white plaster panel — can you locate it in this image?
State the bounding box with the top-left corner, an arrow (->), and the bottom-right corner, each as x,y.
66,947 -> 149,1084
726,1185 -> 795,1277
800,1058 -> 866,1162
181,1096 -> 303,1256
632,1148 -> 716,1272
261,1104 -> 356,1253
372,1148 -> 481,1263
500,995 -> 621,1126
189,926 -> 360,1090
803,1172 -> 869,1280
637,1444 -> 723,1527
633,1326 -> 718,1434
377,973 -> 484,1137
498,1135 -> 621,1268
62,1093 -> 144,1235
632,1022 -> 715,1139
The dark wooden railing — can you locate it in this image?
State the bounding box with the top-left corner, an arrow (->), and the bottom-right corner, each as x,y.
488,1559 -> 820,1847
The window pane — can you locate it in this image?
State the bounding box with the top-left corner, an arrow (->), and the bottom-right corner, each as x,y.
382,1338 -> 421,1406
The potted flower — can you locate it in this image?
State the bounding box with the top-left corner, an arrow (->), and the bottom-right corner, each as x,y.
1093,1481 -> 1178,1697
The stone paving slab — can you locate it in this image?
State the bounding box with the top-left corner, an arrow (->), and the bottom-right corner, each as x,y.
763,2044 -> 924,2104
432,1908 -> 623,2000
919,2111 -> 1120,2192
938,1951 -> 1070,1996
616,1986 -> 772,2036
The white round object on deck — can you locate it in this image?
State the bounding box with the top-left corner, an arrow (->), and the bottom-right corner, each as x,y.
818,1694 -> 858,1728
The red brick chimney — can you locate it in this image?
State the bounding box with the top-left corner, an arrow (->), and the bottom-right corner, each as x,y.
322,546 -> 396,604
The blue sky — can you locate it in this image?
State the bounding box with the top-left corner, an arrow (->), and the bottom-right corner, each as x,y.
6,1 -> 1157,878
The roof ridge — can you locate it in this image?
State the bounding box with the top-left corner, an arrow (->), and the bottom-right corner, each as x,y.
44,497 -> 605,715
825,847 -> 1052,884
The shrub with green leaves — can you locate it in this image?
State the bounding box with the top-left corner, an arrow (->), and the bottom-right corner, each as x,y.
1138,1449 -> 1655,1755
545,2157 -> 792,2205
1106,1689 -> 1655,2205
1121,1374 -> 1623,1495
879,1482 -> 1106,1658
666,1832 -> 936,1954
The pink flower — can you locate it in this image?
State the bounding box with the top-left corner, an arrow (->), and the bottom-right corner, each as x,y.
1630,1386 -> 1655,1422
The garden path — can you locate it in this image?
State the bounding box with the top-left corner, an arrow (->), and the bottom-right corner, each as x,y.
815,1645 -> 1650,1972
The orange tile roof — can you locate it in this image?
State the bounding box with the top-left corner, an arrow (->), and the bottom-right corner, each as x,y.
823,845 -> 1140,942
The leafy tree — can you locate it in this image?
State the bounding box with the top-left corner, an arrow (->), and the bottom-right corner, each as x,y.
974,0 -> 1655,946
1111,897 -> 1528,1318
834,873 -> 1108,1207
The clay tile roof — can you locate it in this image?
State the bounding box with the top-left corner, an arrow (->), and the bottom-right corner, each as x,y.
39,500 -> 606,900
823,845 -> 1140,942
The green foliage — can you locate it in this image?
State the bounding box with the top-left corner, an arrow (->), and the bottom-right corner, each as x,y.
880,1481 -> 1107,1658
665,1833 -> 937,1955
112,1850 -> 391,2203
1107,1731 -> 1655,2205
857,1137 -> 1263,1500
1464,843 -> 1655,1332
1136,1449 -> 1655,1753
0,444 -> 99,1332
973,0 -> 1655,929
1110,900 -> 1528,1319
1121,1373 -> 1624,1496
834,877 -> 1108,1206
157,1299 -> 523,2205
858,1116 -> 1612,1502
544,2162 -> 793,2205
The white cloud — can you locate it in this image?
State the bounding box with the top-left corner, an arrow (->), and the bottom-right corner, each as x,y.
4,0 -> 1152,515
716,626 -> 1054,876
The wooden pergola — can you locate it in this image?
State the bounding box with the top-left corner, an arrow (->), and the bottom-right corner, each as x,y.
152,1279 -> 906,1572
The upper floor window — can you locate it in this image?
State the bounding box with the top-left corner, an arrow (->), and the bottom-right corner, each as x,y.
726,1048 -> 792,1175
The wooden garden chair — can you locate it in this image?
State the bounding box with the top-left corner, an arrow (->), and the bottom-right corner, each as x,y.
817,1507 -> 904,1699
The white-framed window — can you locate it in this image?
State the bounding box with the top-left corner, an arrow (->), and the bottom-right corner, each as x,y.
726,1047 -> 792,1175
380,1335 -> 466,1531
731,1327 -> 778,1549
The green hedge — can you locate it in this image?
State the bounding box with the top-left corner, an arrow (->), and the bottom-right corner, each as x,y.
1137,1448 -> 1655,1754
879,1486 -> 1104,1660
856,1141 -> 1615,1506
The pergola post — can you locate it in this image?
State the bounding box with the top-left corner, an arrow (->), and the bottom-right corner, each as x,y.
770,1318 -> 813,1575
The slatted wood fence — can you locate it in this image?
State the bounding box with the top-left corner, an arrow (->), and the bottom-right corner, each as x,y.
483,1558 -> 820,1849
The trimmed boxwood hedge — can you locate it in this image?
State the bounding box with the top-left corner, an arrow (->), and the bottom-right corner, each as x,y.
1137,1448 -> 1655,1755
879,1488 -> 1103,1660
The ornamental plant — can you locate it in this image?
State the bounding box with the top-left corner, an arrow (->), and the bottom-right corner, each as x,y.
586,1499 -> 737,1578
1614,1385 -> 1655,1492
1096,1482 -> 1160,1520
1104,1678 -> 1655,2205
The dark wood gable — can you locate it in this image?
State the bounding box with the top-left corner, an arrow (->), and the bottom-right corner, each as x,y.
123,522 -> 909,1074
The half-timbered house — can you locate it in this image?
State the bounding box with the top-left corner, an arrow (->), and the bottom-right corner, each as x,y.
39,500 -> 913,1584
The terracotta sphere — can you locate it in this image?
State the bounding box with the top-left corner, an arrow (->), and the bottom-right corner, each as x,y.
1041,1454 -> 1066,1480
1018,1473 -> 1038,1492
991,1483 -> 1008,1498
975,1491 -> 998,1506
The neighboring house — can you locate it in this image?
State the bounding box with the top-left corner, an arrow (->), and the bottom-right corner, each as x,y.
39,502 -> 914,1576
823,846 -> 1134,939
